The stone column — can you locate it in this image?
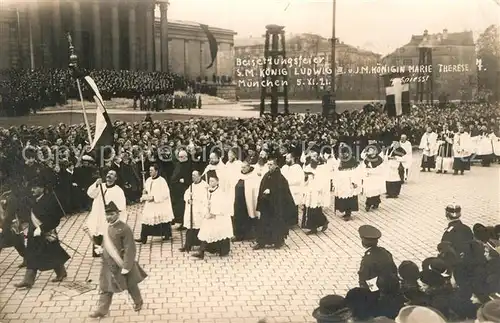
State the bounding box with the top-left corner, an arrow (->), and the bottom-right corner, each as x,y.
159,0 -> 169,72
28,1 -> 42,68
72,1 -> 82,59
111,2 -> 120,70
145,2 -> 155,71
52,0 -> 62,67
92,2 -> 102,69
128,3 -> 137,70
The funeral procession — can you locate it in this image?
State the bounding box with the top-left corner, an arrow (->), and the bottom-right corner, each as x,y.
0,0 -> 499,322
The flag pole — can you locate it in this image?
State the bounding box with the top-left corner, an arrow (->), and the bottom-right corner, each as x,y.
67,33 -> 107,210
67,33 -> 93,145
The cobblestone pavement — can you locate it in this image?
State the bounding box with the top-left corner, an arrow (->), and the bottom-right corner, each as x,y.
1,154 -> 499,323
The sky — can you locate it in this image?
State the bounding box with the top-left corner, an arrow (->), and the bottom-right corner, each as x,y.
163,0 -> 500,54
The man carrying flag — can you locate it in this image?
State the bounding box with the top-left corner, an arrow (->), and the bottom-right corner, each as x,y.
82,76 -> 127,257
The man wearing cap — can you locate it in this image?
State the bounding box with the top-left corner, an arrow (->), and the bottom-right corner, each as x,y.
14,178 -> 70,289
441,204 -> 473,256
86,170 -> 127,257
180,170 -> 208,252
90,202 -> 147,318
357,224 -> 397,289
0,188 -> 27,268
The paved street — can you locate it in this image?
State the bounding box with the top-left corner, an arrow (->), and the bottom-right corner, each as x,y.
1,154 -> 499,323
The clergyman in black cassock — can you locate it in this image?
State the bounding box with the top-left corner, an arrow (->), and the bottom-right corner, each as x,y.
253,157 -> 295,250
14,179 -> 70,289
90,202 -> 147,318
169,150 -> 192,229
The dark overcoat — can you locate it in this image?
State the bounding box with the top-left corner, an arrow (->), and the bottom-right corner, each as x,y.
100,221 -> 147,293
25,193 -> 70,271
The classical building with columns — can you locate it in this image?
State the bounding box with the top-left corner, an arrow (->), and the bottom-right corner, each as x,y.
0,0 -> 236,80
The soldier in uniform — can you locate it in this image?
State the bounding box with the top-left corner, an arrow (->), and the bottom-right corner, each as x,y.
441,204 -> 473,256
357,224 -> 397,289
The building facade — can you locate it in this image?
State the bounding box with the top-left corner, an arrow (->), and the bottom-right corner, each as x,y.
0,0 -> 236,80
382,29 -> 477,101
234,33 -> 381,100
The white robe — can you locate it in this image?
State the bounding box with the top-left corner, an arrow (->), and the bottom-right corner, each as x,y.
399,140 -> 413,173
281,163 -> 304,205
202,162 -> 228,194
302,164 -> 331,208
362,159 -> 386,197
385,156 -> 404,182
235,170 -> 261,219
86,181 -> 127,236
198,187 -> 234,243
477,133 -> 494,156
224,159 -> 243,214
183,180 -> 209,229
141,176 -> 174,225
419,132 -> 438,156
332,165 -> 363,199
492,134 -> 500,156
453,132 -> 472,158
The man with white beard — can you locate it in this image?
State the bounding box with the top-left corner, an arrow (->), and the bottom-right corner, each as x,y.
202,151 -> 226,185
281,153 -> 303,227
419,126 -> 438,172
86,170 -> 127,257
179,171 -> 209,252
399,134 -> 412,182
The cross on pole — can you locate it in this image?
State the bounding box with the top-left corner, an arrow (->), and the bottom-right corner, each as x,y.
385,78 -> 408,116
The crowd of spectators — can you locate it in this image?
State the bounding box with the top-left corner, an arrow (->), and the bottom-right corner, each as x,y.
0,69 -> 223,116
0,101 -> 499,322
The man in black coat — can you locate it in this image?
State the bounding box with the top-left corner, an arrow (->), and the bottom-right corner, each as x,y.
253,156 -> 295,250
14,178 -> 70,289
0,189 -> 26,267
357,225 -> 398,289
169,150 -> 192,229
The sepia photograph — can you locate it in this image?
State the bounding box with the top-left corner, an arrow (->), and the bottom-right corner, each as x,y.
0,0 -> 499,322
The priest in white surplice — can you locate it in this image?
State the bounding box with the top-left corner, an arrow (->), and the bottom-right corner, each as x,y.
399,134 -> 413,182
302,161 -> 330,235
477,125 -> 494,167
135,164 -> 174,244
232,161 -> 261,241
453,125 -> 472,175
419,126 -> 438,172
332,144 -> 363,221
281,153 -> 303,227
86,170 -> 127,257
180,171 -> 209,253
193,171 -> 233,259
361,145 -> 386,211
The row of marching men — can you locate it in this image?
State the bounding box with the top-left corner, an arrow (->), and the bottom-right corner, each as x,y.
81,140 -> 410,260
418,124 -> 500,175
